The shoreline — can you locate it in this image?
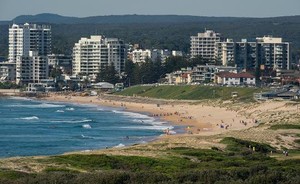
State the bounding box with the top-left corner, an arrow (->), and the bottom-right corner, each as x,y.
2,92 -> 300,174
42,93 -> 256,136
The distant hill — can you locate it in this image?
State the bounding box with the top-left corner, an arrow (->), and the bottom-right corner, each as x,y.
0,14 -> 299,61
10,13 -> 300,25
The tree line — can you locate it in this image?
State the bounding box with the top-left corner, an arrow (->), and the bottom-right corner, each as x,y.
96,56 -> 210,85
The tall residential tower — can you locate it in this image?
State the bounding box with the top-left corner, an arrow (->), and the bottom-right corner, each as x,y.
9,23 -> 51,62
190,30 -> 221,61
72,35 -> 127,80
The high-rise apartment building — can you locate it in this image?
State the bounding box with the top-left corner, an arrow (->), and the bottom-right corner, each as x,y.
215,36 -> 290,72
257,36 -> 290,70
16,51 -> 49,85
72,35 -> 127,79
215,39 -> 235,66
190,30 -> 221,61
9,23 -> 51,62
235,39 -> 259,71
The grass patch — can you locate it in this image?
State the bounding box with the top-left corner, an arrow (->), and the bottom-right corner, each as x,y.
270,124 -> 300,130
115,85 -> 266,102
220,137 -> 276,154
49,154 -> 194,174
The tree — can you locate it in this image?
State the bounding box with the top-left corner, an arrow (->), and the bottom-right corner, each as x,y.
49,67 -> 63,79
96,63 -> 120,84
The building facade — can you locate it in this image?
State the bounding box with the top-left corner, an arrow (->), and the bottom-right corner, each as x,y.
215,39 -> 235,66
257,36 -> 290,70
215,72 -> 256,86
131,49 -> 151,63
216,36 -> 290,73
190,30 -> 221,61
48,54 -> 72,75
16,52 -> 49,85
9,23 -> 51,62
72,35 -> 127,79
192,65 -> 237,83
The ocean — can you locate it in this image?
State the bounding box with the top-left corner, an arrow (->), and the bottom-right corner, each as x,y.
0,97 -> 179,158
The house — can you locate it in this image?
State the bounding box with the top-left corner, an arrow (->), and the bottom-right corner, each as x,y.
166,69 -> 192,85
215,72 -> 256,86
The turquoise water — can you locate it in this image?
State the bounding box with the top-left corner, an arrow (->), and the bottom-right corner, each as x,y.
0,97 -> 179,158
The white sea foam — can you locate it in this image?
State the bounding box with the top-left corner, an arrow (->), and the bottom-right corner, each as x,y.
56,110 -> 65,113
132,119 -> 165,125
65,107 -> 75,111
81,134 -> 95,139
8,96 -> 32,101
82,124 -> 92,129
50,119 -> 92,123
112,110 -> 151,119
121,125 -> 174,130
7,103 -> 65,108
18,116 -> 39,120
114,143 -> 125,148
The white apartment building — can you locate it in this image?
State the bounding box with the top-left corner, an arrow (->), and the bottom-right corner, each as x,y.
9,23 -> 51,62
16,52 -> 49,85
131,49 -> 151,63
190,30 -> 221,61
72,35 -> 127,79
257,36 -> 290,70
215,39 -> 235,66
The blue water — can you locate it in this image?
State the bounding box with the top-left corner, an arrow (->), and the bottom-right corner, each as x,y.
0,97 -> 179,158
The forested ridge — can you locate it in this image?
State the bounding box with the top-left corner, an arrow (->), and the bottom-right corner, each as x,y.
0,14 -> 299,61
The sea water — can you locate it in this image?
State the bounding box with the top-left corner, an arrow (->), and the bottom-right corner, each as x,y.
0,97 -> 179,158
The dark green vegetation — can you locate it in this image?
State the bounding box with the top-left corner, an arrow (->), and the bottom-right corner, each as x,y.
123,56 -> 210,86
0,14 -> 300,62
270,124 -> 300,130
0,82 -> 19,89
0,137 -> 299,183
116,85 -> 265,102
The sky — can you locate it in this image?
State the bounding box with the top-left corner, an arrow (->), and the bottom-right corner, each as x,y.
0,0 -> 299,21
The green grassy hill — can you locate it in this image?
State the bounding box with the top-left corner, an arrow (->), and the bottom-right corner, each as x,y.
116,85 -> 266,102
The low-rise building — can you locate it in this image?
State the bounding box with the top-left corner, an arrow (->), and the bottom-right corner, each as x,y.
215,72 -> 256,86
192,65 -> 237,83
166,68 -> 192,85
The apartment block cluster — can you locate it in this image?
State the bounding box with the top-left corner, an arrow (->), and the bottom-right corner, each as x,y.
166,64 -> 256,86
0,23 -> 128,89
190,30 -> 290,71
165,29 -> 290,86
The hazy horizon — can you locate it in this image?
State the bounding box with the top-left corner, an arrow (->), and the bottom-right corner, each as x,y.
0,0 -> 299,21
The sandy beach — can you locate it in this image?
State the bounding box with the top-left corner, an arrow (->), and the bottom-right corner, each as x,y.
43,93 -> 257,136
41,93 -> 300,151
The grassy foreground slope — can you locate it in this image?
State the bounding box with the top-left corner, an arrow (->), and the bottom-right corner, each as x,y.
116,85 -> 265,102
0,137 -> 300,184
